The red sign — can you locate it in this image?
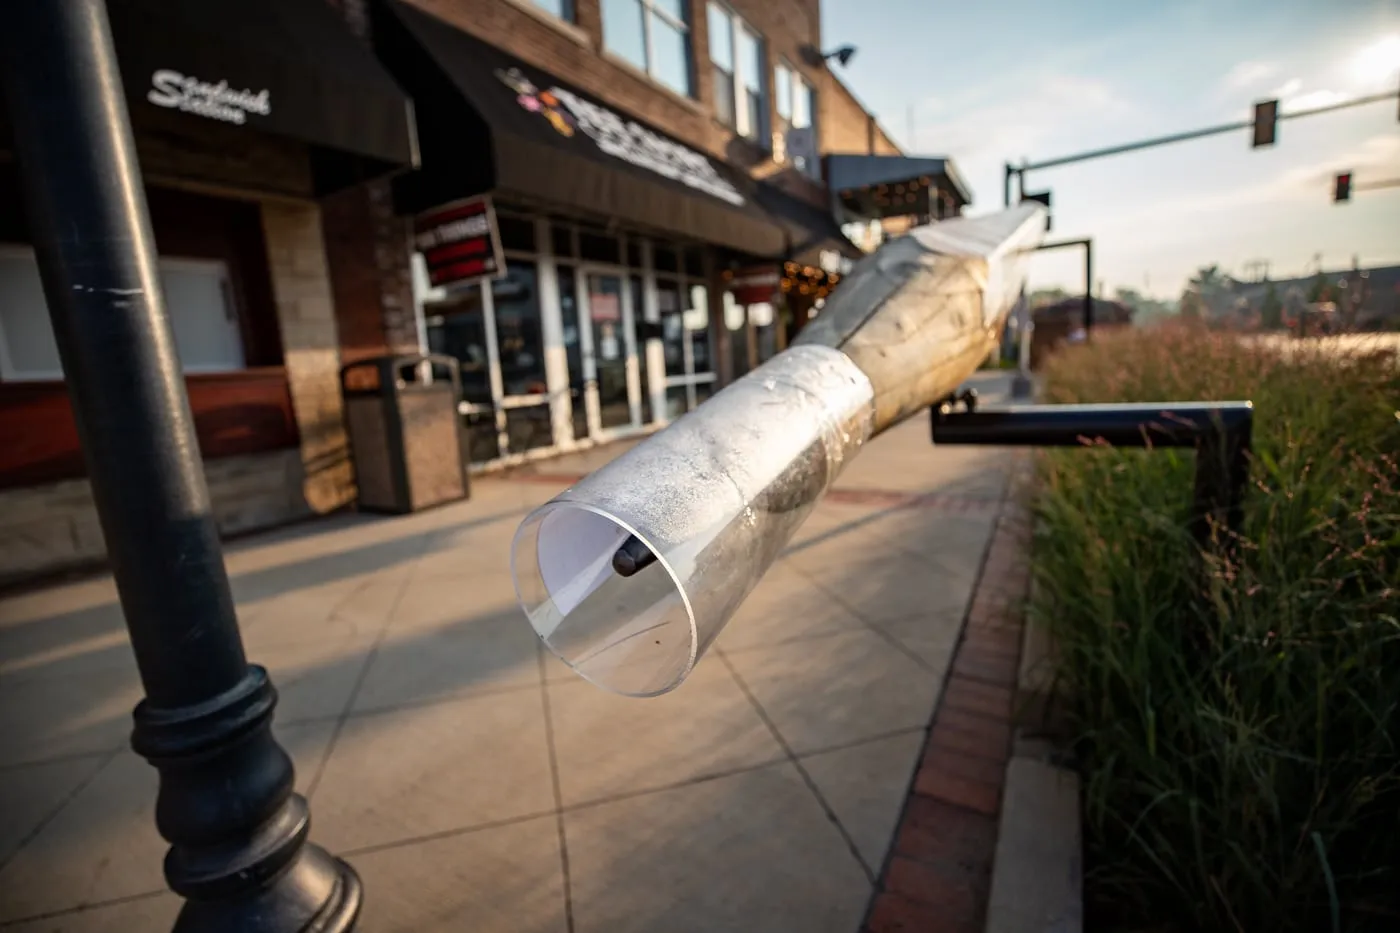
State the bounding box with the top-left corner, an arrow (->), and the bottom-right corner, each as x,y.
414,196 -> 505,288
730,265 -> 780,306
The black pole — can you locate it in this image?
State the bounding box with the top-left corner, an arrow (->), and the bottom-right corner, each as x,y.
0,2 -> 361,930
1003,163 -> 1012,207
930,401 -> 1254,543
1084,240 -> 1094,334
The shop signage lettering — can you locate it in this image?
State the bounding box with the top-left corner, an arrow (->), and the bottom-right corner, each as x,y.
414,195 -> 506,288
147,70 -> 270,125
496,67 -> 745,208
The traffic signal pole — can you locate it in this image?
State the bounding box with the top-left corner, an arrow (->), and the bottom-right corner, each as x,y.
0,2 -> 361,930
1004,86 -> 1400,206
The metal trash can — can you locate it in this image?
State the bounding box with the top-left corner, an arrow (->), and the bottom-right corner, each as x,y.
340,353 -> 469,514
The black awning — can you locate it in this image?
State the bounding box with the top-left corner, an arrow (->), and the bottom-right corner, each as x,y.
376,0 -> 786,259
107,0 -> 417,172
752,183 -> 863,265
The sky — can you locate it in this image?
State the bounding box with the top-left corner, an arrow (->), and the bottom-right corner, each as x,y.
821,0 -> 1400,300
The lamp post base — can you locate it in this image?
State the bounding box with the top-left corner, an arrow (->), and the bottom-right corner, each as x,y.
174,845 -> 362,933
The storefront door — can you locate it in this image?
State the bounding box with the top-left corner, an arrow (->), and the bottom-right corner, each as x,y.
577,269 -> 642,439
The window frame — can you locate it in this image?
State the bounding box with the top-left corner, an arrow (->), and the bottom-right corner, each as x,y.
605,0 -> 695,98
707,2 -> 765,140
773,60 -> 820,179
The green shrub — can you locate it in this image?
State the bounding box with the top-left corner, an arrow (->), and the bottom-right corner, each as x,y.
1032,324 -> 1400,932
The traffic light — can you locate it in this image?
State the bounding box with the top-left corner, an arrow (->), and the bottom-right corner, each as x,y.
1022,190 -> 1052,231
1252,99 -> 1278,148
1334,172 -> 1352,203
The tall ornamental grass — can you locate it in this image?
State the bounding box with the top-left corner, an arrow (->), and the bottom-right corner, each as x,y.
1032,324 -> 1400,932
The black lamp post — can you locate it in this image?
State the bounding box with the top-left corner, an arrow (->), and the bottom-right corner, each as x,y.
0,1 -> 361,930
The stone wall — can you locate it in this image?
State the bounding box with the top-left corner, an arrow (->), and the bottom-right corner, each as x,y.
0,449 -> 310,587
260,201 -> 357,514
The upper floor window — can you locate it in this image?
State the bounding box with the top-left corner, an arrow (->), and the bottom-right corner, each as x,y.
602,0 -> 693,98
774,62 -> 819,178
707,3 -> 763,140
529,0 -> 574,21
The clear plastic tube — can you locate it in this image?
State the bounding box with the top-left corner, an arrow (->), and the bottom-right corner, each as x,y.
511,345 -> 875,696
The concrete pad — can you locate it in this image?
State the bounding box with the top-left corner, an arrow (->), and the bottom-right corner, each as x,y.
311,690 -> 554,852
722,629 -> 940,755
352,604 -> 540,713
0,755 -> 108,866
237,576 -> 402,651
389,571 -> 521,626
351,815 -> 566,933
985,757 -> 1082,933
565,762 -> 870,933
2,891 -> 180,932
0,721 -> 332,923
0,663 -> 142,765
795,550 -> 977,625
547,661 -> 784,806
870,609 -> 963,674
716,562 -> 869,652
257,634 -> 377,726
800,731 -> 925,870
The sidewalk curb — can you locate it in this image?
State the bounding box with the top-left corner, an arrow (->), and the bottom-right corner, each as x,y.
983,569 -> 1083,933
859,452 -> 1083,933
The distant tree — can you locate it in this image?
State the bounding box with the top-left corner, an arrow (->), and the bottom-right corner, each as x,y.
1260,282 -> 1283,330
1114,286 -> 1175,324
1306,271 -> 1329,304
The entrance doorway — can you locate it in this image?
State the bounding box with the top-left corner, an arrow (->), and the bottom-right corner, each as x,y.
573,268 -> 644,441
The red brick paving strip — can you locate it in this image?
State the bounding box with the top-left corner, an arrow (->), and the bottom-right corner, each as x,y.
863,454 -> 1035,933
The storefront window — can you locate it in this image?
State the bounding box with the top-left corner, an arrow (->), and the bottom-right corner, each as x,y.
491,261 -> 548,397
1,248 -> 245,380
557,263 -> 587,443
424,286 -> 492,404
686,284 -> 712,375
751,301 -> 778,364
551,224 -> 575,259
579,230 -> 621,264
630,274 -> 652,425
725,290 -> 749,379
496,215 -> 536,252
658,281 -> 685,377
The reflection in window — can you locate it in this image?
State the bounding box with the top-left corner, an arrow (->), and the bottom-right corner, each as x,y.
602,0 -> 693,97
557,264 -> 587,442
425,287 -> 492,404
708,3 -> 762,139
630,275 -> 653,424
531,0 -> 574,21
491,261 -> 548,398
687,284 -> 712,375
658,281 -> 685,377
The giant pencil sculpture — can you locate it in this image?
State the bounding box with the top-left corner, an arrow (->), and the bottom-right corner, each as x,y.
511,203 -> 1049,696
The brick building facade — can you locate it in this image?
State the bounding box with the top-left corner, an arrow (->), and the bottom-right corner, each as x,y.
0,0 -> 916,584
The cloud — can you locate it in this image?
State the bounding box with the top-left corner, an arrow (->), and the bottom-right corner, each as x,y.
1272,78 -> 1302,98
1095,134 -> 1400,234
1221,60 -> 1278,91
1282,88 -> 1349,111
912,73 -> 1134,161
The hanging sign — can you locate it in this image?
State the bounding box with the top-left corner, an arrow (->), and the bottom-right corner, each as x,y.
414,195 -> 506,288
730,265 -> 781,306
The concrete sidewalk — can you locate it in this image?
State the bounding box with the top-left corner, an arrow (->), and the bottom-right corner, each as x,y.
0,374 -> 1016,932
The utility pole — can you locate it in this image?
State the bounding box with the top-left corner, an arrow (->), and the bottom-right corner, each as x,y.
0,2 -> 360,929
